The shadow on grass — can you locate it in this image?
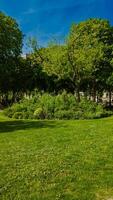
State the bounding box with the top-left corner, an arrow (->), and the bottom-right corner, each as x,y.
0,120 -> 64,133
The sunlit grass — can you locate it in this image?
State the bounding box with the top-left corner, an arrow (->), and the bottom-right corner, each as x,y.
0,113 -> 113,200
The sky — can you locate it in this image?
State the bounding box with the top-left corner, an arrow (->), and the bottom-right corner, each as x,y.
0,0 -> 113,51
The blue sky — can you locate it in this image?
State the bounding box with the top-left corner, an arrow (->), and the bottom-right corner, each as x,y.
0,0 -> 113,50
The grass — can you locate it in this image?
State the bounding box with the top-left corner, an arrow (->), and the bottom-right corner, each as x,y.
1,113 -> 113,199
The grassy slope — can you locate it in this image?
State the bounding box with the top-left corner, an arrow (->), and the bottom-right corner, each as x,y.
0,114 -> 113,200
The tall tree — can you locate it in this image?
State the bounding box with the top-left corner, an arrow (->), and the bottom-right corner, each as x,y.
67,18 -> 113,101
0,12 -> 23,101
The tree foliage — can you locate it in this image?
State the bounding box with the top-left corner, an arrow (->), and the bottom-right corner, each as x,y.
0,12 -> 23,101
1,14 -> 113,106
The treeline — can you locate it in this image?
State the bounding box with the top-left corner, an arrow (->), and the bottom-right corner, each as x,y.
1,12 -> 113,106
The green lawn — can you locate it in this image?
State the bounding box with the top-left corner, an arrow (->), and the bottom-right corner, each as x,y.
1,114 -> 113,200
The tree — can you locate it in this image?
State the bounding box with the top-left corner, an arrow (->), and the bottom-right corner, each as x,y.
26,41 -> 71,93
67,18 -> 113,101
0,12 -> 23,103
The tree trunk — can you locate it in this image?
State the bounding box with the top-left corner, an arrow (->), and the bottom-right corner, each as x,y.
76,87 -> 80,102
109,90 -> 112,107
5,93 -> 9,105
12,92 -> 16,103
92,79 -> 96,102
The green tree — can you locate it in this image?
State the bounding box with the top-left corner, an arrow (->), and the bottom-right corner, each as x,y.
0,12 -> 23,103
67,18 -> 113,101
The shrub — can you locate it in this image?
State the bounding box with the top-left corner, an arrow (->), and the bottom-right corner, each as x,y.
54,110 -> 73,119
54,91 -> 77,111
54,110 -> 83,120
38,94 -> 55,119
13,112 -> 24,119
79,98 -> 97,112
73,111 -> 83,119
34,108 -> 46,119
4,107 -> 14,118
4,92 -> 113,120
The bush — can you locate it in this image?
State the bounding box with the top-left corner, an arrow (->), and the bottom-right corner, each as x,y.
79,99 -> 97,112
4,92 -> 113,120
54,91 -> 77,111
4,107 -> 14,118
54,110 -> 83,120
34,108 -> 46,119
37,94 -> 55,119
13,112 -> 24,119
54,110 -> 74,119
